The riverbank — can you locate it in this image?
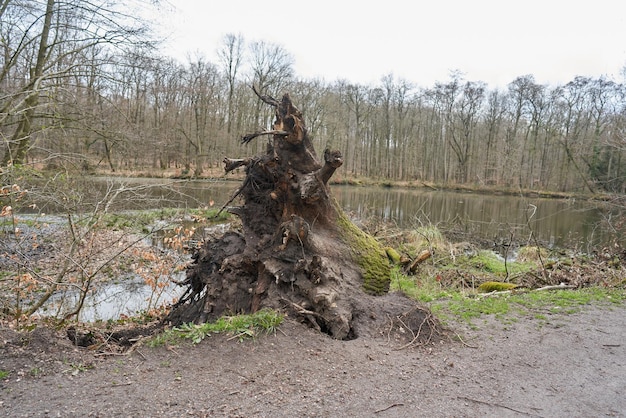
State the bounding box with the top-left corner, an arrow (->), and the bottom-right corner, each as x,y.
88,165 -> 622,203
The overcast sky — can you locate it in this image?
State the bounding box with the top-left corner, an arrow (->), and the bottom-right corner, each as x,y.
154,0 -> 626,89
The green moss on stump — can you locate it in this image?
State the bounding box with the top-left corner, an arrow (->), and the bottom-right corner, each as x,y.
333,199 -> 391,295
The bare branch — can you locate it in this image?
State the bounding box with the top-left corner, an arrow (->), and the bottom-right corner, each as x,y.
251,84 -> 280,107
241,130 -> 288,144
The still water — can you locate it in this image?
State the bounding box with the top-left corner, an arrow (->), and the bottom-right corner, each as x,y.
87,177 -> 621,251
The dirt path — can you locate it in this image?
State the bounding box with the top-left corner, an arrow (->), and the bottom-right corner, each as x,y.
2,304 -> 625,417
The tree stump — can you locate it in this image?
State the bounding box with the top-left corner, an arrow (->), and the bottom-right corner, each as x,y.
166,87 -> 437,341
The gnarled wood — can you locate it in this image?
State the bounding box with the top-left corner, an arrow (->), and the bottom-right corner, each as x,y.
166,87 -> 437,341
223,157 -> 251,173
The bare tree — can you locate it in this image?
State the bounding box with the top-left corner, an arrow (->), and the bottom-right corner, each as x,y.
248,40 -> 294,150
482,90 -> 506,184
0,0 -> 156,166
339,82 -> 373,176
218,33 -> 244,135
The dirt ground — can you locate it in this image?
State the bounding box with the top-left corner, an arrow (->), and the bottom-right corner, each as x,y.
1,302 -> 625,417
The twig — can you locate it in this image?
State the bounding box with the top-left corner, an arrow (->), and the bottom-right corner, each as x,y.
287,300 -> 322,317
454,332 -> 479,349
457,396 -> 543,417
394,310 -> 435,350
478,283 -> 575,298
385,313 -> 393,346
93,352 -> 126,357
394,321 -> 424,350
214,176 -> 250,218
422,182 -> 438,191
476,289 -> 514,298
109,382 -> 133,387
165,345 -> 180,355
133,348 -> 146,361
227,332 -> 251,341
374,403 -> 404,413
534,284 -> 575,291
395,315 -> 416,341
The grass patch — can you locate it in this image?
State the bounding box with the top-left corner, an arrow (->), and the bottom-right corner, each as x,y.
429,292 -> 513,327
398,225 -> 447,258
427,287 -> 625,326
464,250 -> 534,275
509,287 -> 625,311
0,369 -> 9,379
148,309 -> 284,346
390,268 -> 452,302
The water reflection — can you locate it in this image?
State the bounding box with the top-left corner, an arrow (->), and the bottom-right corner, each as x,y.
333,186 -> 616,250
82,177 -> 621,250
39,275 -> 184,322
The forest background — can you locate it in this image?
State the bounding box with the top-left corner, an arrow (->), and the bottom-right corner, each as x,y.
2,0 -> 626,195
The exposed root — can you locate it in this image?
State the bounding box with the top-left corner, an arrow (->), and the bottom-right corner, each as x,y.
377,303 -> 445,349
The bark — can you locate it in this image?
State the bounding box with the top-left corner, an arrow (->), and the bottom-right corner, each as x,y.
1,0 -> 55,166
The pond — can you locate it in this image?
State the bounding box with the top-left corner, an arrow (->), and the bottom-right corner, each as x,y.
82,177 -> 622,251
333,186 -> 620,251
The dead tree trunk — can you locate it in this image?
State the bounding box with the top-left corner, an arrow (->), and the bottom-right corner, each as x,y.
166,88 -> 423,340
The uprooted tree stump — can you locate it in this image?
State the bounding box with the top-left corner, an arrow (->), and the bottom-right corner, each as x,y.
166,87 -> 441,342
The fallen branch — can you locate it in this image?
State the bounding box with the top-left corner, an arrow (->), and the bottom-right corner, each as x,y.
477,283 -> 576,298
534,283 -> 576,291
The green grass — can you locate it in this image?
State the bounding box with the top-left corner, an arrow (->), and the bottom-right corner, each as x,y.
509,287 -> 625,311
428,287 -> 625,327
459,250 -> 534,275
148,309 -> 284,346
386,227 -> 625,328
0,369 -> 9,379
390,268 -> 452,302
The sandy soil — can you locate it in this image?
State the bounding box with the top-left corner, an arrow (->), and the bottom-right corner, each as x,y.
2,302 -> 625,418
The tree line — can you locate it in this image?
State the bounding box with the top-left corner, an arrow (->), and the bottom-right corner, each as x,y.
2,0 -> 625,194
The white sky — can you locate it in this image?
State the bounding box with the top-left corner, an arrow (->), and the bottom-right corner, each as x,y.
153,0 -> 626,89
